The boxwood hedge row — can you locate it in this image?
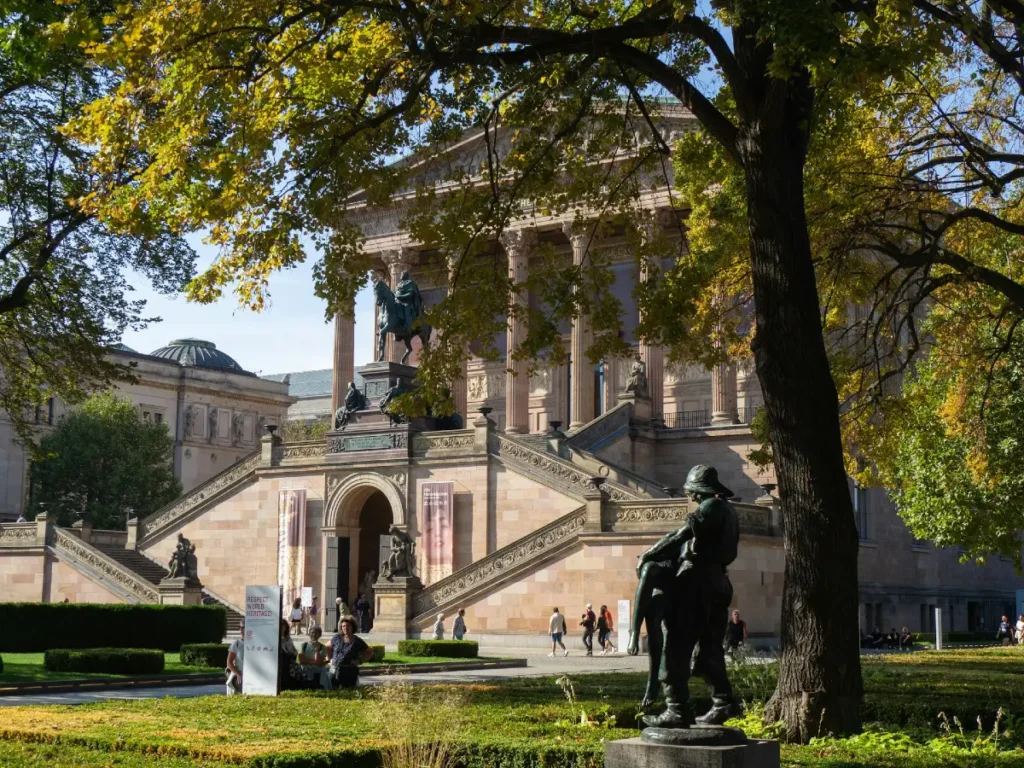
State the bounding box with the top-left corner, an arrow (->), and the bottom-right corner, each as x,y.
397,639 -> 478,658
43,648 -> 165,675
179,643 -> 229,668
0,604 -> 225,652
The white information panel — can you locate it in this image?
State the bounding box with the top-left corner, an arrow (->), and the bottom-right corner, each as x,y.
617,599 -> 631,653
301,586 -> 313,608
243,585 -> 282,696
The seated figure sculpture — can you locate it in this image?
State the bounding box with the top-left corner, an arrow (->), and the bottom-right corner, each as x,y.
333,381 -> 367,430
627,464 -> 741,728
381,526 -> 414,580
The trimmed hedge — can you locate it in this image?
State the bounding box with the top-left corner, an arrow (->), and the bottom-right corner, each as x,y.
43,648 -> 165,675
180,643 -> 229,668
0,603 -> 225,652
368,644 -> 385,663
0,654 -> 3,674
397,639 -> 478,658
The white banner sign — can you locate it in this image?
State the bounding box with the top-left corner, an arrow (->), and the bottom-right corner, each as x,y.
301,586 -> 313,608
617,599 -> 631,653
243,585 -> 282,696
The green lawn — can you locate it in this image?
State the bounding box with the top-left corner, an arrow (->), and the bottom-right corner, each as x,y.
0,652 -> 221,683
1,648 -> 1024,767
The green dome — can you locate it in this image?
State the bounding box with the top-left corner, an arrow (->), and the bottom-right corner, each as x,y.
149,339 -> 247,374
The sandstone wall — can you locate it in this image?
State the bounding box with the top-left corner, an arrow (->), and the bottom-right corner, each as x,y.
0,550 -> 47,601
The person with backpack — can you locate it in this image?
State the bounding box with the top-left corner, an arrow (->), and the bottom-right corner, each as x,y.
549,607 -> 568,657
580,603 -> 597,657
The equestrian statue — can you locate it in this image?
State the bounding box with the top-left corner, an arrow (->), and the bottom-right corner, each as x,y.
375,271 -> 431,365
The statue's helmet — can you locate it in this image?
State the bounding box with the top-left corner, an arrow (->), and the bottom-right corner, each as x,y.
683,464 -> 734,498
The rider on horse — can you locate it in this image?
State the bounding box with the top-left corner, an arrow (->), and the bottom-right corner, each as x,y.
393,271 -> 423,331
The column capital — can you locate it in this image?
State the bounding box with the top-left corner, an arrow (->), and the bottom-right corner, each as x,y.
499,227 -> 537,257
561,220 -> 599,250
380,246 -> 418,270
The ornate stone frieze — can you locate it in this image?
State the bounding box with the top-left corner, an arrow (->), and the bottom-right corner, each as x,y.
413,508 -> 587,618
276,441 -> 329,462
490,434 -> 640,501
52,529 -> 159,603
467,372 -> 506,401
0,524 -> 37,547
412,431 -> 476,454
529,368 -> 552,396
140,451 -> 261,541
609,503 -> 689,525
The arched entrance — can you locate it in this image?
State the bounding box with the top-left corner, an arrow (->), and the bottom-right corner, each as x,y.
323,474 -> 404,631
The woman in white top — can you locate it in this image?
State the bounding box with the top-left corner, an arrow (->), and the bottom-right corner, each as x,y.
226,619 -> 245,694
1015,614 -> 1024,644
432,613 -> 445,640
289,598 -> 303,634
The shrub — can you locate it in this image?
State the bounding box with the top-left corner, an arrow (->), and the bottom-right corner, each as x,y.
43,648 -> 165,675
179,643 -> 229,668
0,604 -> 225,652
0,654 -> 3,674
368,644 -> 385,663
397,640 -> 478,658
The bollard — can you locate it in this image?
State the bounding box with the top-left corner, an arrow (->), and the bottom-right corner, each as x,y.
934,606 -> 943,650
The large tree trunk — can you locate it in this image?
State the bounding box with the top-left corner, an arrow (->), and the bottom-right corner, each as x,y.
738,82 -> 863,740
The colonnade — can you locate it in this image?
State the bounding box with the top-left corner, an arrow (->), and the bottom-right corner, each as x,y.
329,228 -> 742,430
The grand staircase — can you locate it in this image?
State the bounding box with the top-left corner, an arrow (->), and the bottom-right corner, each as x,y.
91,542 -> 244,635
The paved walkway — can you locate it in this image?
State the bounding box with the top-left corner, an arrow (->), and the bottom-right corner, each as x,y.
0,647 -> 648,707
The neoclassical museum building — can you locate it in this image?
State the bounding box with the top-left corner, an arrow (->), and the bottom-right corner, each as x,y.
1,110 -> 1021,643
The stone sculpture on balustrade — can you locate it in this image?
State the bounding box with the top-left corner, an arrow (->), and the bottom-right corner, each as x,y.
334,381 -> 368,430
381,526 -> 414,580
625,353 -> 649,399
166,532 -> 199,584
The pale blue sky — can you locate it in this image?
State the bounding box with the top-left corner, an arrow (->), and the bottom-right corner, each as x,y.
120,234 -> 377,376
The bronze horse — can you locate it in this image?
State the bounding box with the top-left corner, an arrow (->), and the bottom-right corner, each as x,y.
374,279 -> 431,364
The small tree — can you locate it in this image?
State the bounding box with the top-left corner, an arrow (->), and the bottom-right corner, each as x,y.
29,392 -> 181,529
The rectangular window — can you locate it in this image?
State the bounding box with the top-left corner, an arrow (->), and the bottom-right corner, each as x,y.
154,413 -> 163,425
142,411 -> 153,423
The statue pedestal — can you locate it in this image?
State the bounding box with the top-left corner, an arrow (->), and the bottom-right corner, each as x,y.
618,392 -> 652,423
372,576 -> 422,639
158,577 -> 203,606
607,730 -> 779,768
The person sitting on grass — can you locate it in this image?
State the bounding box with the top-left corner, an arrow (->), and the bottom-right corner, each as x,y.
226,618 -> 245,695
297,626 -> 332,690
330,615 -> 374,689
886,627 -> 900,650
869,627 -> 884,648
278,620 -> 302,691
899,627 -> 913,650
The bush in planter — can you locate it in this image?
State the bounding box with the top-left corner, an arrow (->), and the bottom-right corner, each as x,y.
397,640 -> 478,658
0,604 -> 225,652
180,643 -> 229,668
43,648 -> 165,675
368,644 -> 385,663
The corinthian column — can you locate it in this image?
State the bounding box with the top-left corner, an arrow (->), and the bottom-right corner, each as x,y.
711,360 -> 739,425
447,254 -> 468,420
500,228 -> 535,434
380,248 -> 417,364
564,223 -> 595,429
330,313 -> 355,416
639,221 -> 665,422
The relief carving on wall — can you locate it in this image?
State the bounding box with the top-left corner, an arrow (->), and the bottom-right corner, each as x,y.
0,525 -> 36,547
467,371 -> 506,401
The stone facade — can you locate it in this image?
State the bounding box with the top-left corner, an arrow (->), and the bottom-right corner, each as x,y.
0,340 -> 293,521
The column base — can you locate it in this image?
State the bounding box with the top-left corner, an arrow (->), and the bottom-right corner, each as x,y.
606,734 -> 779,768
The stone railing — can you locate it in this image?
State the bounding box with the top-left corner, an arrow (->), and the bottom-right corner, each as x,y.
564,447 -> 664,499
489,433 -> 642,501
412,429 -> 478,457
0,522 -> 37,547
140,450 -> 261,545
566,400 -> 633,450
51,528 -> 159,603
271,440 -> 330,466
411,506 -> 588,622
605,499 -> 775,536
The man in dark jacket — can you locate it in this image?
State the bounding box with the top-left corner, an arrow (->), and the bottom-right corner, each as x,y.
580,604 -> 597,656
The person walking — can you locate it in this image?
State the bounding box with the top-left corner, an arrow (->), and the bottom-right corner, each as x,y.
289,598 -> 303,635
580,603 -> 597,656
549,607 -> 568,657
726,610 -> 747,652
596,605 -> 612,654
452,608 -> 468,640
1015,615 -> 1024,645
432,612 -> 445,639
997,615 -> 1015,646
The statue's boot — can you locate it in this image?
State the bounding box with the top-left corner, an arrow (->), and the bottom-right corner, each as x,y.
642,704 -> 694,729
695,697 -> 742,726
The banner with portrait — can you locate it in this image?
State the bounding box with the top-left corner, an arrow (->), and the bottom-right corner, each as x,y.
422,481 -> 454,584
277,489 -> 307,608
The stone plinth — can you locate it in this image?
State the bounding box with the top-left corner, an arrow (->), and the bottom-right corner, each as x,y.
373,575 -> 422,638
618,392 -> 652,423
607,733 -> 779,768
158,576 -> 203,606
332,361 -> 420,431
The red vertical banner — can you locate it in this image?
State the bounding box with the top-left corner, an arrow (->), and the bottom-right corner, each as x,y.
278,489 -> 307,607
422,482 -> 453,584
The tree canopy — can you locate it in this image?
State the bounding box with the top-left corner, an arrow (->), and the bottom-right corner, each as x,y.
0,0 -> 195,446
28,391 -> 181,529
